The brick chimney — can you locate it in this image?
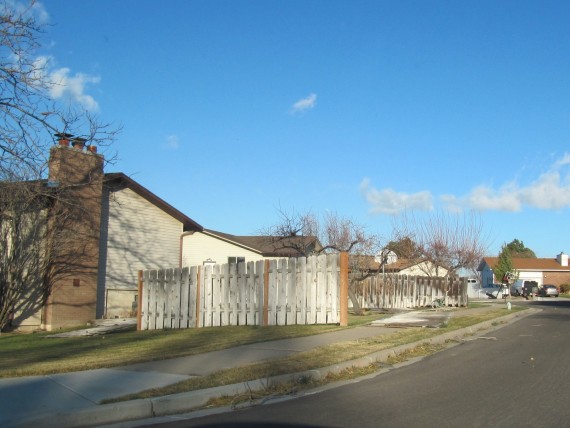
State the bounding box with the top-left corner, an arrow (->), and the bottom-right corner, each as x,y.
49,135 -> 103,185
44,137 -> 105,330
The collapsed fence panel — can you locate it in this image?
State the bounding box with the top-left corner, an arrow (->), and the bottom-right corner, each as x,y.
139,254 -> 344,330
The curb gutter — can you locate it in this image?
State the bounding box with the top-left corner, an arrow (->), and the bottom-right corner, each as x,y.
17,308 -> 538,428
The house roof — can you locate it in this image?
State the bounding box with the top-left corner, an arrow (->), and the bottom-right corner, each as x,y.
105,173 -> 203,232
479,257 -> 570,272
384,258 -> 421,272
348,255 -> 437,273
203,229 -> 321,257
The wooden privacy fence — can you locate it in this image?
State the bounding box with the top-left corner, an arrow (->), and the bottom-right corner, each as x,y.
352,274 -> 468,310
137,253 -> 349,330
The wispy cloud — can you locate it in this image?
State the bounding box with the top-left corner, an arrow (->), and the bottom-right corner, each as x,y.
3,3 -> 99,111
362,154 -> 570,215
2,0 -> 50,24
290,93 -> 317,114
48,66 -> 100,111
360,179 -> 434,215
442,154 -> 570,212
554,153 -> 570,169
35,56 -> 101,111
163,134 -> 180,150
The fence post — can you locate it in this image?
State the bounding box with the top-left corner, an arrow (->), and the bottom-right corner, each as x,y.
263,259 -> 269,326
137,270 -> 143,331
339,252 -> 349,327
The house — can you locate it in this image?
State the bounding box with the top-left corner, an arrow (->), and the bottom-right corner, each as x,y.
181,229 -> 321,268
12,139 -> 203,331
11,139 -> 320,331
383,258 -> 449,277
347,252 -> 448,277
97,172 -> 202,320
477,252 -> 570,288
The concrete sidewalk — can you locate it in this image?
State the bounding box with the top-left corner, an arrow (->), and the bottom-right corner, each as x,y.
1,303 -> 528,427
1,323 -> 398,427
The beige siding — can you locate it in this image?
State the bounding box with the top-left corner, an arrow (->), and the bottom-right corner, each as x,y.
103,187 -> 183,317
182,232 -> 264,268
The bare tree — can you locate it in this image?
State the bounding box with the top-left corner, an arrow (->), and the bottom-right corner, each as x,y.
262,208 -> 384,315
392,210 -> 489,278
0,182 -> 47,329
0,1 -> 119,330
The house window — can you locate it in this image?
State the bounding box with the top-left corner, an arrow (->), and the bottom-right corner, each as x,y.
228,257 -> 245,265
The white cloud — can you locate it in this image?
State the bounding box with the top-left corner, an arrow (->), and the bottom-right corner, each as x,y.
290,93 -> 317,114
48,66 -> 100,111
30,1 -> 50,24
519,171 -> 570,209
32,56 -> 100,111
442,183 -> 522,212
554,153 -> 570,169
360,179 -> 433,215
2,4 -> 100,111
362,154 -> 570,215
441,153 -> 570,212
2,0 -> 49,24
163,135 -> 180,150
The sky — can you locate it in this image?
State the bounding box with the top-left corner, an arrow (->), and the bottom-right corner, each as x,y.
26,0 -> 570,258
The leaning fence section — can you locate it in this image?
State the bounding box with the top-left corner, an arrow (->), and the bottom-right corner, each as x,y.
352,274 -> 468,310
139,254 -> 342,330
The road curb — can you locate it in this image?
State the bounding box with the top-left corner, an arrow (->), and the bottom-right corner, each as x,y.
17,308 -> 538,428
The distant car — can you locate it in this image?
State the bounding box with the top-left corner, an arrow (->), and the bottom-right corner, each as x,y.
511,280 -> 539,296
539,284 -> 559,297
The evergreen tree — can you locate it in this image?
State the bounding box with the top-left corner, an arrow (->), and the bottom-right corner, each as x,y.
505,239 -> 536,258
494,244 -> 516,284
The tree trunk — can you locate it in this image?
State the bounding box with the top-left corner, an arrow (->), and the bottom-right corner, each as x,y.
348,284 -> 364,316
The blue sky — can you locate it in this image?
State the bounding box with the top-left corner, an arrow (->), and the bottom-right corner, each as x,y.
33,0 -> 570,258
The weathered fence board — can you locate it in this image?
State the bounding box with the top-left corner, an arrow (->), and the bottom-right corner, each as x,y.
139,254 -> 343,330
138,254 -> 467,330
352,274 -> 467,310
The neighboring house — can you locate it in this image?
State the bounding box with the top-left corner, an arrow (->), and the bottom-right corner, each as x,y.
12,140 -> 322,331
383,258 -> 449,277
181,229 -> 321,268
13,141 -> 203,330
478,252 -> 570,287
349,253 -> 448,277
98,172 -> 202,320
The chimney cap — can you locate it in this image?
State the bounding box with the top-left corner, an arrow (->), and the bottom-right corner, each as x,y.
71,137 -> 87,149
55,132 -> 73,139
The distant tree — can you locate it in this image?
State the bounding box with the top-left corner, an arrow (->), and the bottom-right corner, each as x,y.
385,236 -> 421,259
505,239 -> 536,258
391,211 -> 489,277
493,244 -> 517,285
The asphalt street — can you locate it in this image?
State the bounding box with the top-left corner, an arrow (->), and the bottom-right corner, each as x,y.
147,299 -> 570,428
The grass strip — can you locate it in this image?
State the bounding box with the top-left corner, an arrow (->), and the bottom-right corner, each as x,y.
104,306 -> 523,404
0,312 -> 388,378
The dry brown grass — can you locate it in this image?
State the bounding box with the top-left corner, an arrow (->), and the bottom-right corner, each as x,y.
104,305 -> 523,403
0,311 -> 388,378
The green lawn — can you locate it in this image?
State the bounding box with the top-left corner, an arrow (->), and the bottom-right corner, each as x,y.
0,312 -> 387,378
0,305 -> 522,380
